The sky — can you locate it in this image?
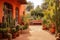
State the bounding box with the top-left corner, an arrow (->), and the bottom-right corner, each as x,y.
27,0 -> 44,8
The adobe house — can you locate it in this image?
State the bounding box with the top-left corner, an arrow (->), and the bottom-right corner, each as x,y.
0,0 -> 27,24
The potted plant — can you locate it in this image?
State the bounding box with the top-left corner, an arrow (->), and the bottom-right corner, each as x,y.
2,16 -> 12,39
11,28 -> 17,39
49,23 -> 55,34
22,23 -> 29,34
42,19 -> 48,30
0,28 -> 8,39
44,14 -> 55,33
48,15 -> 55,34
16,24 -> 21,37
1,11 -> 16,39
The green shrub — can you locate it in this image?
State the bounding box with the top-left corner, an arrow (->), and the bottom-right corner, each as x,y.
16,24 -> 21,31
0,28 -> 8,33
11,28 -> 16,33
23,23 -> 28,30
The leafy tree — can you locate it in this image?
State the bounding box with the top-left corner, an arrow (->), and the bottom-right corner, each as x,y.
41,2 -> 49,9
26,1 -> 34,11
42,0 -> 60,33
31,5 -> 44,20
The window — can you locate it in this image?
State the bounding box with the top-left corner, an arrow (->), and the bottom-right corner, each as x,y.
15,7 -> 19,22
3,2 -> 12,15
3,2 -> 13,24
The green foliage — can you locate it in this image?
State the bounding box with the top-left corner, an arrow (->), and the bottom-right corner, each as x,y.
1,10 -> 16,33
0,28 -> 8,33
42,14 -> 52,29
2,21 -> 7,28
22,24 -> 28,30
31,10 -> 35,16
0,28 -> 3,32
43,19 -> 47,24
16,24 -> 21,31
53,0 -> 60,33
11,28 -> 16,33
10,19 -> 16,28
41,2 -> 49,9
26,1 -> 34,11
19,23 -> 28,30
31,6 -> 44,20
42,0 -> 60,33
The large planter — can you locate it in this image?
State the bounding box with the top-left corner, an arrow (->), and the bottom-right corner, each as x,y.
42,24 -> 47,30
12,32 -> 17,39
16,31 -> 20,37
49,23 -> 55,34
51,23 -> 55,28
49,28 -> 55,34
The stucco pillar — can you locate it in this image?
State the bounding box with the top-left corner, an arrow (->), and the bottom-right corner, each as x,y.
18,5 -> 26,24
18,6 -> 21,24
0,1 -> 4,23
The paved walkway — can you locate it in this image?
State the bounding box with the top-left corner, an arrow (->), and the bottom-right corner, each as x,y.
13,25 -> 56,40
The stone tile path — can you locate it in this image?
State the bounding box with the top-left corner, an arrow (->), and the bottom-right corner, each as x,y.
13,25 -> 56,40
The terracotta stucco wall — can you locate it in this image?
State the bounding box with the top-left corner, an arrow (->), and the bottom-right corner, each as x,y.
19,5 -> 26,16
0,0 -> 26,24
0,1 -> 4,23
18,4 -> 26,24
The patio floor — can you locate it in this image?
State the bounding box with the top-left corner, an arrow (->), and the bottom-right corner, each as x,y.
12,25 -> 56,40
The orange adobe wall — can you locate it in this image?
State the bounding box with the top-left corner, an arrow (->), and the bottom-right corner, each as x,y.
0,0 -> 26,24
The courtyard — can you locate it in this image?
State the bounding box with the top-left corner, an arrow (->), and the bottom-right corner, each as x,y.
13,25 -> 56,40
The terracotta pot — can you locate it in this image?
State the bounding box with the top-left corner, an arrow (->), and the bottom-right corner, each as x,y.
12,32 -> 17,39
50,23 -> 55,29
42,24 -> 47,30
49,28 -> 55,34
16,31 -> 20,37
49,23 -> 55,34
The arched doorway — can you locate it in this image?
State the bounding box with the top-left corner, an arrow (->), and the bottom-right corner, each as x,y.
3,2 -> 13,15
3,2 -> 13,24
